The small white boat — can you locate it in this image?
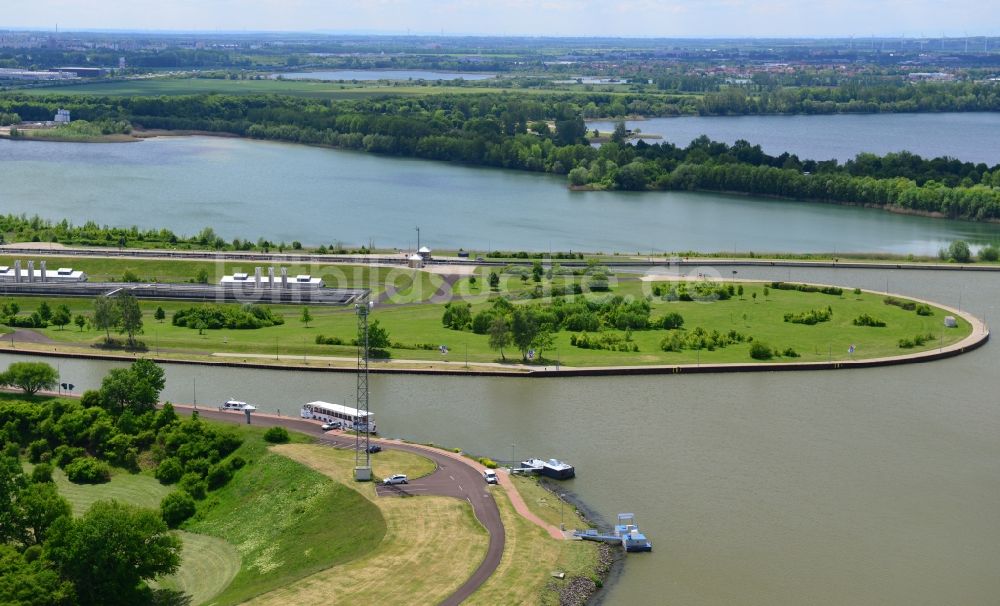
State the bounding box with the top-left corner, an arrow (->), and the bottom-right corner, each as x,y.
219,399 -> 257,412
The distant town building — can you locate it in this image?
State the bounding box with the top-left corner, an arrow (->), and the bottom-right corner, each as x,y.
52,66 -> 106,77
54,109 -> 70,124
907,72 -> 955,82
0,68 -> 76,81
118,56 -> 127,69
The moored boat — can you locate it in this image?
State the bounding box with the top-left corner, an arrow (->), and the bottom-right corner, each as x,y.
219,399 -> 256,412
521,457 -> 576,480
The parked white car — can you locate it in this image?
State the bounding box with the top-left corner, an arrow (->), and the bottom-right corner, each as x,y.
383,474 -> 408,485
483,470 -> 498,484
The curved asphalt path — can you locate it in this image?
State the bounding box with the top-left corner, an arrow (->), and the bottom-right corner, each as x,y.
173,406 -> 503,606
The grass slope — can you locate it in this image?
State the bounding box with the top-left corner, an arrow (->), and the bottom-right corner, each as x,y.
185,431 -> 386,606
254,443 -> 488,606
467,480 -> 599,606
153,531 -> 240,606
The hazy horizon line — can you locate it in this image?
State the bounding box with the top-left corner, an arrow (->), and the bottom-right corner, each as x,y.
1,26 -> 994,42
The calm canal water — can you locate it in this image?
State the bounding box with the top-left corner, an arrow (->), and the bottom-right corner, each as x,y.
588,112 -> 1000,165
2,135 -> 1000,255
2,265 -> 997,605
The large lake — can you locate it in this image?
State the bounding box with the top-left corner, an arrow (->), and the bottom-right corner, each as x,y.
4,265 -> 997,606
588,112 -> 1000,165
2,134 -> 999,255
274,70 -> 496,81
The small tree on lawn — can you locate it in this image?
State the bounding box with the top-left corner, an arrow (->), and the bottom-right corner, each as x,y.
93,296 -> 120,344
37,302 -> 52,323
117,292 -> 143,349
737,285 -> 744,299
154,307 -> 166,323
1,362 -> 58,395
300,306 -> 313,328
488,271 -> 500,291
488,315 -> 512,361
74,314 -> 86,331
51,305 -> 71,331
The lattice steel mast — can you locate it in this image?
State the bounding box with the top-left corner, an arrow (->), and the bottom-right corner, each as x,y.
354,298 -> 374,481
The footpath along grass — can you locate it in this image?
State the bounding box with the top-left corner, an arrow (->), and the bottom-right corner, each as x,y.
251,443 -> 487,606
467,479 -> 599,606
184,427 -> 386,606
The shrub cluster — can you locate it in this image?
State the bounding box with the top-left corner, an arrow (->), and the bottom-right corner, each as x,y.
160,491 -> 197,528
853,314 -> 887,327
654,281 -> 732,302
1,302 -> 49,328
660,327 -> 747,352
263,427 -> 290,444
883,296 -> 916,311
899,333 -> 935,348
748,342 -> 799,360
64,457 -> 111,484
570,332 -> 639,352
659,312 -> 685,329
784,307 -> 833,325
152,415 -> 244,503
770,282 -> 843,296
314,334 -> 344,345
172,303 -> 284,330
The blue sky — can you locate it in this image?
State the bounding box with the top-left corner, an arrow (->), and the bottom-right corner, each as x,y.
5,0 -> 998,37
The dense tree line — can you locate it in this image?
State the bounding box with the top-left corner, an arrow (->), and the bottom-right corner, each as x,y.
574,136 -> 1000,220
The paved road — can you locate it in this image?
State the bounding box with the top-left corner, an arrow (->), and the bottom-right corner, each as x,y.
177,406 -> 504,606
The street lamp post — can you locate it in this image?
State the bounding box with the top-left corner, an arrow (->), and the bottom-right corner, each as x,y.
560,493 -> 566,531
